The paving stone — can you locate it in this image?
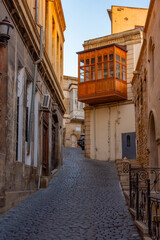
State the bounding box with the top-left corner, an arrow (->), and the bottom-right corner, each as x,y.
0,147 -> 141,240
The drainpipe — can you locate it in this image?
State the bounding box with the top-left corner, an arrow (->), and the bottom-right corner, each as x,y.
27,0 -> 43,154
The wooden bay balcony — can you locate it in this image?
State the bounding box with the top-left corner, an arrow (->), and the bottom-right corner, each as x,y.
77,44 -> 127,105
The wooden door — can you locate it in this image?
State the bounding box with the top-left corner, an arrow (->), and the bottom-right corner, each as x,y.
42,124 -> 49,176
51,126 -> 55,170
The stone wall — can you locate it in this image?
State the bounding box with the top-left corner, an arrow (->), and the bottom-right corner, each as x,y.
132,46 -> 149,166
0,0 -> 65,214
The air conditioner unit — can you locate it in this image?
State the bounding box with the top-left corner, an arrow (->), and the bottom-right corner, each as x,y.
41,94 -> 51,109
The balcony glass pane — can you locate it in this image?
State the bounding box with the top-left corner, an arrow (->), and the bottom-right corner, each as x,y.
104,62 -> 108,78
86,59 -> 89,65
85,66 -> 89,81
122,66 -> 126,80
98,64 -> 102,79
80,68 -> 84,82
116,63 -> 120,69
91,71 -> 95,80
122,58 -> 126,64
104,63 -> 107,69
80,68 -> 84,73
104,69 -> 108,78
122,71 -> 126,80
109,62 -> 114,77
80,74 -> 84,82
98,56 -> 102,62
116,63 -> 120,79
91,58 -> 95,64
122,65 -> 126,71
116,69 -> 120,79
109,54 -> 113,60
104,55 -> 108,61
91,66 -> 95,80
80,60 -> 84,66
116,55 -> 120,62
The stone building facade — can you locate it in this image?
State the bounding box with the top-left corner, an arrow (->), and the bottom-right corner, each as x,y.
132,0 -> 160,168
63,76 -> 85,148
107,6 -> 148,34
0,0 -> 66,214
78,6 -> 148,161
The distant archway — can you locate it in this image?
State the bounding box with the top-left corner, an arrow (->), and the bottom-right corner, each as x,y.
148,111 -> 158,167
70,134 -> 77,148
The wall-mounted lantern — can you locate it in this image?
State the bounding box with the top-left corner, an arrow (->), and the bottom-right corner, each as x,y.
0,17 -> 14,47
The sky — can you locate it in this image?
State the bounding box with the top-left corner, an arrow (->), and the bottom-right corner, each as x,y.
61,0 -> 150,78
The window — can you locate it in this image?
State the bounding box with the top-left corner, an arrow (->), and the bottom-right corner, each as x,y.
86,59 -> 89,65
104,63 -> 108,78
85,66 -> 89,81
103,55 -> 108,78
104,55 -> 107,61
91,58 -> 95,64
91,58 -> 95,80
91,65 -> 95,80
109,54 -> 113,60
78,48 -> 126,83
80,68 -> 84,82
116,54 -> 120,62
109,54 -> 114,78
122,65 -> 126,80
98,62 -> 102,79
116,62 -> 120,79
80,60 -> 84,66
109,62 -> 114,77
98,56 -> 102,62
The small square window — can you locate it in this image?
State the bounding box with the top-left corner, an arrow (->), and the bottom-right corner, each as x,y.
98,56 -> 102,62
86,59 -> 89,65
109,54 -> 113,60
104,63 -> 107,69
80,60 -> 84,66
116,55 -> 120,62
91,58 -> 95,64
122,58 -> 126,64
91,66 -> 95,71
104,55 -> 108,61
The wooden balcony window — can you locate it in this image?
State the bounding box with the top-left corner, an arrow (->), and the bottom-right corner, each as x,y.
77,44 -> 127,105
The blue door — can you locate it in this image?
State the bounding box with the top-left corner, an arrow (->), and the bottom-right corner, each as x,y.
122,132 -> 136,159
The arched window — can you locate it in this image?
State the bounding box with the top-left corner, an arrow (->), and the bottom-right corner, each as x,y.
127,135 -> 131,147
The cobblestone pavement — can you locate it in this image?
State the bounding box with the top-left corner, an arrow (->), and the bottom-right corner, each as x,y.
0,147 -> 141,240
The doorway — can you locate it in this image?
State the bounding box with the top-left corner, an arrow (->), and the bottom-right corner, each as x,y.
51,125 -> 55,171
148,112 -> 158,167
42,113 -> 49,176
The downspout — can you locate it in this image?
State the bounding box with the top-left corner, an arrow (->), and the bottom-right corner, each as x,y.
27,0 -> 43,154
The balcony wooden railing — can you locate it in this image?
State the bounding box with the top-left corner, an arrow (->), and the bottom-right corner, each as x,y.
77,44 -> 127,105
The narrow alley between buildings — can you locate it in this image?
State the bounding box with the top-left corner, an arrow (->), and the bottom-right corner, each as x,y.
0,148 -> 141,240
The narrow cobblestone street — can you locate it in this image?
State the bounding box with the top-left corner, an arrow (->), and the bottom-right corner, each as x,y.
0,148 -> 141,240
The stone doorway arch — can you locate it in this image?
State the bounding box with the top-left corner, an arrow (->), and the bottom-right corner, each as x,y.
148,111 -> 158,167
